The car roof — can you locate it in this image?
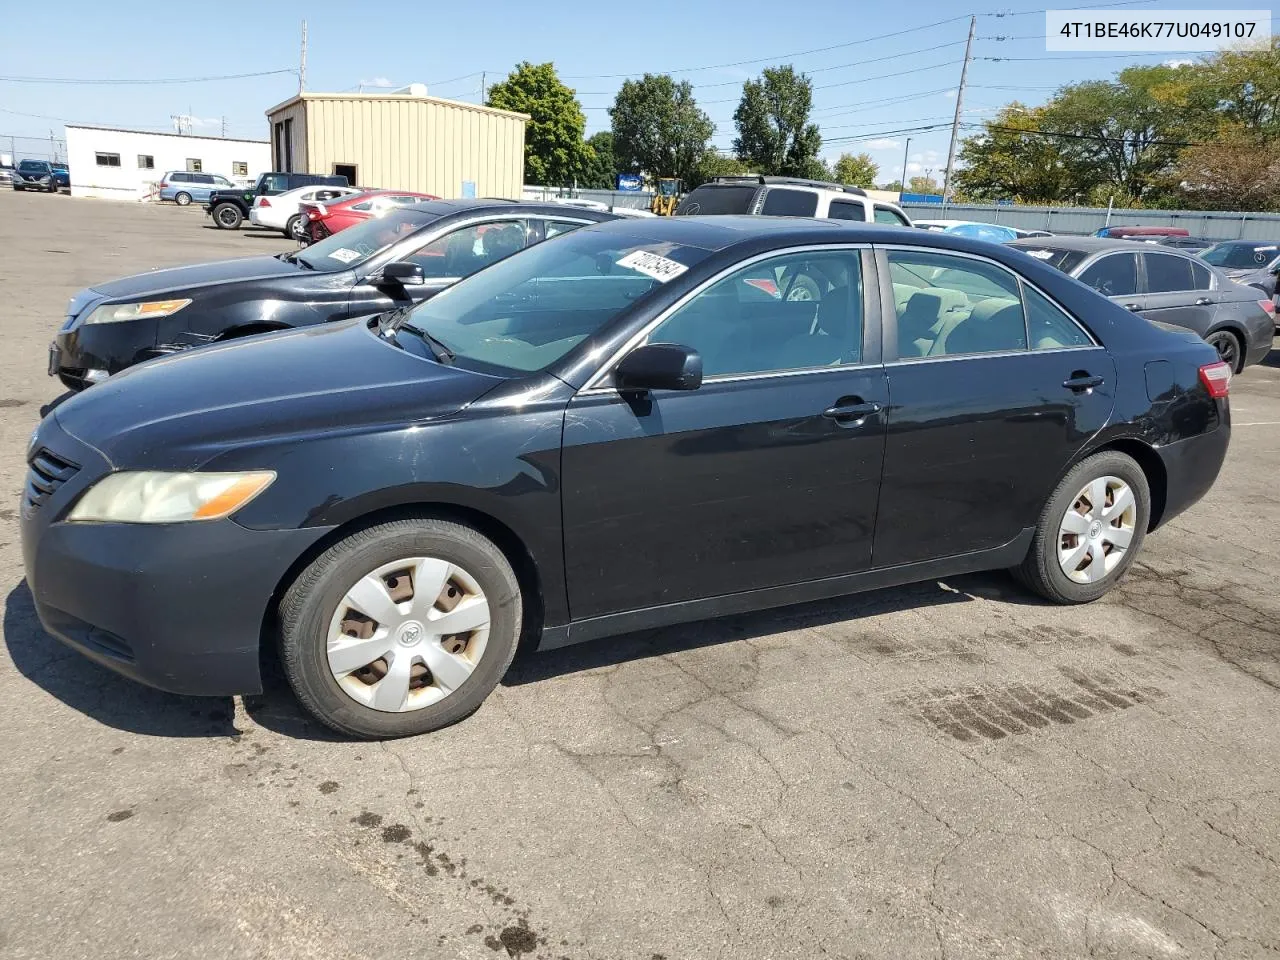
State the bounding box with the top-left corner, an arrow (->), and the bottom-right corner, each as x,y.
1009,236 -> 1150,254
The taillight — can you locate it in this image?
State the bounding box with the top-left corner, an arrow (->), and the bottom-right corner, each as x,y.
315,203 -> 328,217
259,197 -> 271,208
1199,361 -> 1232,398
1259,299 -> 1275,317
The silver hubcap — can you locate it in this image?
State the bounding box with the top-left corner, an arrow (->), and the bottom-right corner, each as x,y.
326,557 -> 490,713
1058,475 -> 1136,584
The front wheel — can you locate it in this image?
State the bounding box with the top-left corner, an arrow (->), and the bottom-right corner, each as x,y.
1013,450 -> 1149,604
174,191 -> 192,206
1205,329 -> 1243,373
279,518 -> 522,739
212,203 -> 242,229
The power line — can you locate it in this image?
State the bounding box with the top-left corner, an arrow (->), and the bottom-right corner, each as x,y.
967,121 -> 1206,148
0,68 -> 296,85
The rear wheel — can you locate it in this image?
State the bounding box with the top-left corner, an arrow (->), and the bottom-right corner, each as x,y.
285,214 -> 303,240
279,518 -> 521,739
1014,450 -> 1149,604
174,191 -> 192,206
212,202 -> 242,229
1205,329 -> 1243,373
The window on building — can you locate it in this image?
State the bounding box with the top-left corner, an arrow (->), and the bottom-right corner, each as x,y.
232,161 -> 248,176
186,158 -> 203,173
137,154 -> 154,169
95,153 -> 121,167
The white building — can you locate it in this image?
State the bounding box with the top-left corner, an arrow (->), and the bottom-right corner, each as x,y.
64,125 -> 271,201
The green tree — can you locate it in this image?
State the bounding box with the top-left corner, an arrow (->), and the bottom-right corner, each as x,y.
610,74 -> 715,185
688,151 -> 749,188
582,131 -> 617,189
1170,123 -> 1280,210
830,152 -> 878,187
486,62 -> 592,186
954,103 -> 1088,202
732,65 -> 823,177
907,175 -> 940,194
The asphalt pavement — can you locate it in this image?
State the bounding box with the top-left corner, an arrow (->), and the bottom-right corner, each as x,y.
0,190 -> 1277,960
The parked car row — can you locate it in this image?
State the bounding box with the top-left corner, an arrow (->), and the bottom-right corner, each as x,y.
25,210 -> 1233,738
11,159 -> 68,193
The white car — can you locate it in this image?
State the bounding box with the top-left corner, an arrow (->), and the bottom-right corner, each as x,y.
250,184 -> 362,240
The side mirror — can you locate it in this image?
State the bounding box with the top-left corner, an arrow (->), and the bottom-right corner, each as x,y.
615,343 -> 702,393
380,260 -> 425,286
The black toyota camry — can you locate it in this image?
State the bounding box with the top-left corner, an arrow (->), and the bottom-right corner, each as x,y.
23,217 -> 1231,739
48,200 -> 616,389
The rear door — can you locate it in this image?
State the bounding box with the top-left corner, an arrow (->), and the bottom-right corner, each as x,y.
1139,251 -> 1215,336
874,246 -> 1114,568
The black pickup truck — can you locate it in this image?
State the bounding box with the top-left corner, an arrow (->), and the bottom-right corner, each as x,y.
205,171 -> 349,229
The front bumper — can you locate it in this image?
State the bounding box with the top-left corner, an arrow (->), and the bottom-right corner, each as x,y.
51,318 -> 163,389
20,417 -> 331,696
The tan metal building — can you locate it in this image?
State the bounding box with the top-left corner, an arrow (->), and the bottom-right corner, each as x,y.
264,89 -> 527,199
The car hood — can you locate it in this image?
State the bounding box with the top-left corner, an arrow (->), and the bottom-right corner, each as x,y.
1223,267 -> 1267,283
87,256 -> 308,302
53,319 -> 500,470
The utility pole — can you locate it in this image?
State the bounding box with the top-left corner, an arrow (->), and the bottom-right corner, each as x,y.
221,116 -> 227,138
899,136 -> 911,197
942,14 -> 976,205
480,72 -> 486,103
49,129 -> 56,163
299,20 -> 307,94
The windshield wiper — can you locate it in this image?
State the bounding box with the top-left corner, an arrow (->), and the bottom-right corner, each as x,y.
397,322 -> 455,364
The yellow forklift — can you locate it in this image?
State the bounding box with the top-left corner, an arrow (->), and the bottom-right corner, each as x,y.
649,178 -> 683,216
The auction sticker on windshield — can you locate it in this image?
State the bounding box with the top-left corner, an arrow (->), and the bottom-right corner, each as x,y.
328,248 -> 361,264
617,250 -> 689,282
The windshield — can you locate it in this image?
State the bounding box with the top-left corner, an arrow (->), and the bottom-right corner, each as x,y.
399,229 -> 714,375
1013,246 -> 1088,273
675,185 -> 757,216
18,160 -> 47,171
1200,242 -> 1279,270
302,209 -> 440,271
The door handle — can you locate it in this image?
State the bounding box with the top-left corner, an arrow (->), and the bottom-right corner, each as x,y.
1063,373 -> 1104,392
823,400 -> 882,424
1195,297 -> 1212,306
1124,303 -> 1142,311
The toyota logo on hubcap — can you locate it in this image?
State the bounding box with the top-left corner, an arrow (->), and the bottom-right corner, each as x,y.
397,621 -> 425,646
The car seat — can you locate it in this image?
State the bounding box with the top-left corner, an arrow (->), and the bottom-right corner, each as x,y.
936,297 -> 1025,355
898,288 -> 968,356
775,287 -> 858,368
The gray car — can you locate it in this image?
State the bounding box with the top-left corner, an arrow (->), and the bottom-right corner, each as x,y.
1199,240 -> 1280,311
1010,236 -> 1274,372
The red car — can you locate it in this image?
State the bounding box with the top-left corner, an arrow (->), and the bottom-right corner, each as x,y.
301,189 -> 440,241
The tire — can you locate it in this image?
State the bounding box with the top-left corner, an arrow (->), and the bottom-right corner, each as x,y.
174,191 -> 192,206
12,185 -> 22,192
279,518 -> 522,739
212,203 -> 242,229
1205,329 -> 1244,373
48,182 -> 58,193
1013,450 -> 1150,604
285,214 -> 303,241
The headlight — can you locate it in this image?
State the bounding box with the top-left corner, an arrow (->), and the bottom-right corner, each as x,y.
82,299 -> 191,325
68,471 -> 275,523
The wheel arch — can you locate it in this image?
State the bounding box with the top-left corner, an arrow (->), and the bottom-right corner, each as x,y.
1082,436 -> 1168,531
262,501 -> 546,661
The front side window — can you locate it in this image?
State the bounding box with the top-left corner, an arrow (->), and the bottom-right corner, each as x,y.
259,173 -> 289,194
213,175 -> 234,187
1077,254 -> 1137,298
874,206 -> 910,226
889,250 -> 1024,358
828,200 -> 867,222
646,250 -> 863,376
760,189 -> 819,217
186,158 -> 203,173
1144,253 -> 1193,293
401,231 -> 713,375
95,153 -> 121,167
404,221 -> 529,278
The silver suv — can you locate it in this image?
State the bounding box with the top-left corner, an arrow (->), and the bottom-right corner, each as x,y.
675,175 -> 913,226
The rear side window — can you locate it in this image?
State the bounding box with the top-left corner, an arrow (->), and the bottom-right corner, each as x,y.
1024,286 -> 1092,350
760,189 -> 819,217
546,219 -> 587,238
675,185 -> 757,215
1145,253 -> 1193,293
828,200 -> 867,222
1077,254 -> 1137,297
888,250 -> 1025,358
873,206 -> 910,226
1190,260 -> 1213,290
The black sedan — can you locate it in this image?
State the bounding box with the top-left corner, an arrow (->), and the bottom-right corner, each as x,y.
48,200 -> 616,390
1009,236 -> 1274,372
22,217 -> 1231,739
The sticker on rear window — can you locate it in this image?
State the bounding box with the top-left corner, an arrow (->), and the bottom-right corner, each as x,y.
616,250 -> 688,282
1024,249 -> 1055,260
328,248 -> 361,264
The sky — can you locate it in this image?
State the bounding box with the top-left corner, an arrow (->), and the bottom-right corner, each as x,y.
0,0 -> 1248,184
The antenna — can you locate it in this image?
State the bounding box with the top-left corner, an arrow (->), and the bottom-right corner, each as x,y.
299,20 -> 307,94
